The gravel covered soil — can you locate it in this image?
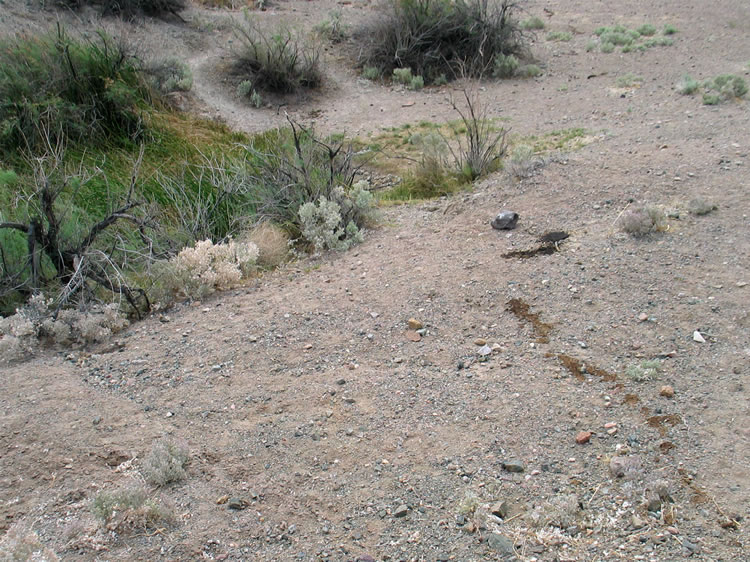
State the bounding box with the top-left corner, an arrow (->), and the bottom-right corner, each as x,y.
1,0 -> 748,560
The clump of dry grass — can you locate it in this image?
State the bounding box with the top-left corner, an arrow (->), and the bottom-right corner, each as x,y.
246,222 -> 290,268
688,198 -> 717,216
619,205 -> 667,236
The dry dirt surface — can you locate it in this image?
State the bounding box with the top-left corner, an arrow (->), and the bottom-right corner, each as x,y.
1,0 -> 749,560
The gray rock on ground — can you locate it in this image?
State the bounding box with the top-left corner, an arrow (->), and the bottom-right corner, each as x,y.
491,211 -> 519,230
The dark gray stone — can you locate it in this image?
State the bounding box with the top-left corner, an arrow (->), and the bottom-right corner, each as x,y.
491,211 -> 519,230
488,532 -> 516,557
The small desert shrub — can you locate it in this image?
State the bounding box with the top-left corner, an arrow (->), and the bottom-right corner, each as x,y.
702,93 -> 720,105
444,89 -> 508,181
615,73 -> 643,88
237,79 -> 264,106
299,181 -> 373,252
703,74 -> 748,101
492,53 -> 519,78
643,36 -> 673,48
355,0 -> 526,85
232,16 -> 323,94
676,74 -> 700,95
636,23 -> 657,36
546,30 -> 572,42
246,222 -> 289,267
600,30 -> 633,46
663,24 -> 678,35
362,66 -> 380,80
0,524 -> 59,561
314,10 -> 349,43
688,198 -> 717,216
92,486 -> 174,532
0,26 -> 150,155
520,16 -> 544,30
157,238 -> 258,301
505,144 -> 546,178
0,295 -> 128,362
626,359 -> 661,382
600,42 -> 615,53
392,67 -> 414,84
142,438 -> 189,487
517,64 -> 542,78
619,205 -> 667,236
144,56 -> 193,94
409,75 -> 425,90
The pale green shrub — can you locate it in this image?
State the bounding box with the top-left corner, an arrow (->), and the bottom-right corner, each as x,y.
299,181 -> 373,252
626,360 -> 661,381
676,75 -> 700,95
409,75 -> 424,90
142,439 -> 189,487
492,53 -> 519,78
393,67 -> 413,85
520,16 -> 544,31
362,66 -> 380,80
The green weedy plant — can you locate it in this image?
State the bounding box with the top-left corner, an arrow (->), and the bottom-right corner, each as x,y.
0,25 -> 150,155
636,23 -> 657,36
232,15 -> 323,94
663,24 -> 678,35
615,73 -> 643,88
355,0 -> 526,85
409,75 -> 425,90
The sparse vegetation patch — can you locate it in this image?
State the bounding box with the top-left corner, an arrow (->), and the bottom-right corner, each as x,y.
354,0 -> 527,85
231,16 -> 323,95
591,22 -> 676,53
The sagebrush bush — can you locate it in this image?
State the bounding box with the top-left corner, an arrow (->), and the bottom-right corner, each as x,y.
355,0 -> 526,85
492,53 -> 519,78
0,26 -> 150,154
242,123 -> 365,235
299,181 -> 374,252
158,238 -> 259,301
676,74 -> 700,95
520,16 -> 544,30
144,56 -> 193,94
704,74 -> 748,100
142,439 -> 189,487
92,485 -> 174,533
546,31 -> 572,42
619,205 -> 667,237
232,16 -> 323,94
0,295 -> 128,362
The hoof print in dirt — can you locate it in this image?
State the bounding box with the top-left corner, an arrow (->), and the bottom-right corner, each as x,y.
491,211 -> 519,230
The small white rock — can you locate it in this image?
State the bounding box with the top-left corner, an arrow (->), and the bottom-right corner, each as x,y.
693,330 -> 706,343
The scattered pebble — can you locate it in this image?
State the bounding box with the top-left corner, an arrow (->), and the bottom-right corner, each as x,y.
393,504 -> 409,518
660,385 -> 675,398
693,331 -> 706,343
502,460 -> 525,473
576,431 -> 592,444
408,318 -> 423,330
